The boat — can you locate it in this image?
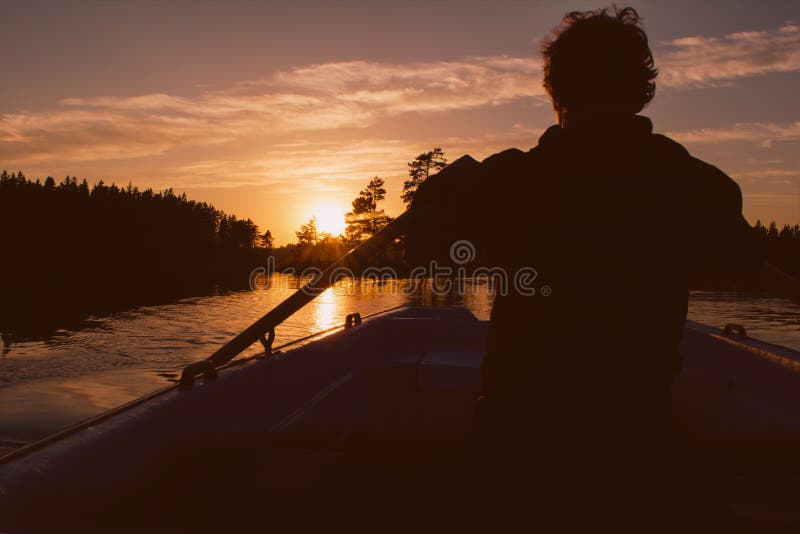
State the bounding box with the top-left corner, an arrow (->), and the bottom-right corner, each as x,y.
1,304 -> 800,531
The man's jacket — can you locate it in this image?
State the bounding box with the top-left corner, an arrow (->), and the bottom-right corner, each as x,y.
408,114 -> 764,415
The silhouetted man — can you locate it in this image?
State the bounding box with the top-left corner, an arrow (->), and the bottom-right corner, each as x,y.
406,6 -> 800,527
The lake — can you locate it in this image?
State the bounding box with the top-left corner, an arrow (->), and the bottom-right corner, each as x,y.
1,275 -> 798,449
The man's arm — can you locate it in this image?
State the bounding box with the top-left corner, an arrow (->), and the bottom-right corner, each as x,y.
404,149 -> 527,266
688,158 -> 767,280
402,155 -> 481,266
687,158 -> 800,298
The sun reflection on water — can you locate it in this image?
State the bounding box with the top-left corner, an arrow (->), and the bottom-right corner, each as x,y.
311,287 -> 339,331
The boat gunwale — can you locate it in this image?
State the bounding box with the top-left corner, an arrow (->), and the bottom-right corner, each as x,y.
685,320 -> 800,373
3,314 -> 798,466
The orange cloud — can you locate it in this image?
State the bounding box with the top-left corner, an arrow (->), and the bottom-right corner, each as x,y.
657,23 -> 800,88
2,23 -> 800,184
0,55 -> 545,169
166,121 -> 545,191
667,121 -> 800,145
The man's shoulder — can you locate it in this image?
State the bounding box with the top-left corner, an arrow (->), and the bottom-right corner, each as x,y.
649,132 -> 743,209
689,156 -> 743,209
648,132 -> 732,178
646,132 -> 692,162
482,147 -> 527,163
479,147 -> 537,173
442,148 -> 530,170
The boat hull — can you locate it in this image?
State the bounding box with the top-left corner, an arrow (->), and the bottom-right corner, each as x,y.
1,306 -> 799,530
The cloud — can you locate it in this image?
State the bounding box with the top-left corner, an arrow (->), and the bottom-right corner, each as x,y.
170,139 -> 421,191
657,23 -> 800,88
735,168 -> 800,179
164,123 -> 544,194
666,121 -> 800,145
0,107 -> 241,163
0,55 -> 544,167
265,56 -> 543,112
2,22 -> 800,176
733,168 -> 800,195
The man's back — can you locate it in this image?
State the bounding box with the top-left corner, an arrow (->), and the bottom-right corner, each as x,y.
488,115 -> 761,414
410,112 -> 763,429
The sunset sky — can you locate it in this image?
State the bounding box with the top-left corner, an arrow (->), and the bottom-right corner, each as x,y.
1,0 -> 799,244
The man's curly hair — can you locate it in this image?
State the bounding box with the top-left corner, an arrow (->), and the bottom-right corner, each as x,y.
542,6 -> 657,115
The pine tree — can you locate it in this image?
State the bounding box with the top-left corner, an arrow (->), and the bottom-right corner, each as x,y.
345,176 -> 392,243
401,148 -> 447,206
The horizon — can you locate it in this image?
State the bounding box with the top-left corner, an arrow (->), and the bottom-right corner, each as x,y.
1,0 -> 799,244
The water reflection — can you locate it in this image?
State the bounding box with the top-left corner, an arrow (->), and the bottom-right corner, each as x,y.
313,288 -> 339,332
0,275 -> 496,442
687,289 -> 800,349
1,333 -> 10,356
0,276 -> 797,444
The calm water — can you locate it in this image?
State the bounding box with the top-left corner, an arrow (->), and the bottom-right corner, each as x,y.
0,275 -> 798,447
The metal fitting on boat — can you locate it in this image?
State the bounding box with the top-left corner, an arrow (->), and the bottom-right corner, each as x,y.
345,313 -> 362,328
259,328 -> 275,354
723,323 -> 748,339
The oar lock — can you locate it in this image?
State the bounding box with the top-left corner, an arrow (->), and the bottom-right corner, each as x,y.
178,360 -> 217,390
345,313 -> 362,328
723,323 -> 748,339
259,328 -> 276,353
179,314 -> 364,390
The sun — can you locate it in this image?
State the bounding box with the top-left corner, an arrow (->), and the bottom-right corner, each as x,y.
309,203 -> 346,236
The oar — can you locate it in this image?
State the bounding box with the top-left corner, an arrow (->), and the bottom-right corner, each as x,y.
179,209 -> 415,388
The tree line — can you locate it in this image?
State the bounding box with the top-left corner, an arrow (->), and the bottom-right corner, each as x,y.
753,220 -> 800,278
0,170 -> 270,328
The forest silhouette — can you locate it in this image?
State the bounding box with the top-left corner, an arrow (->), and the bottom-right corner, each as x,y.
0,170 -> 265,333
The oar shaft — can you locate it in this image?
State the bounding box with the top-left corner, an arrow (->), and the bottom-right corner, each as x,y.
203,210 -> 414,369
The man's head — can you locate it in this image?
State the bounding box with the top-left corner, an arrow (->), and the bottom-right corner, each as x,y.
542,6 -> 657,120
